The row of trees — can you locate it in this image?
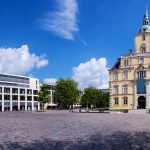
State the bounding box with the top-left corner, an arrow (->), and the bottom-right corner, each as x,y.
38,78 -> 109,110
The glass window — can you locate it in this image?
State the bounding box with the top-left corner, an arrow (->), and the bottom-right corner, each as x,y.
114,97 -> 119,105
123,71 -> 128,80
114,85 -> 119,95
33,90 -> 38,95
4,95 -> 10,100
12,88 -> 18,94
4,88 -> 10,93
123,85 -> 128,94
27,89 -> 32,95
139,58 -> 144,64
124,60 -> 129,66
12,95 -> 18,101
20,96 -> 25,101
123,97 -> 128,105
141,46 -> 146,53
137,71 -> 146,79
27,96 -> 32,101
114,72 -> 118,81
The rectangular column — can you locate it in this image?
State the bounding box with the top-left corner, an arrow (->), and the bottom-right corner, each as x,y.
10,87 -> 12,111
38,102 -> 40,111
32,94 -> 34,111
18,88 -> 20,111
25,89 -> 27,111
2,87 -> 4,112
146,81 -> 150,109
51,90 -> 53,103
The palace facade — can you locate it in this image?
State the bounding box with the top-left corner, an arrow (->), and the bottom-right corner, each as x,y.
109,7 -> 150,110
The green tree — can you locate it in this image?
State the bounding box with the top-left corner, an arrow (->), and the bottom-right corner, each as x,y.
81,87 -> 109,108
38,83 -> 49,111
55,78 -> 79,108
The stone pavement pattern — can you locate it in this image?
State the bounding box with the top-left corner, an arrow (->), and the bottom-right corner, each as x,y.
0,111 -> 150,149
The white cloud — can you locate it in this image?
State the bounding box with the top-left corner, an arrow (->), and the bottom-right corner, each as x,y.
72,58 -> 109,90
43,78 -> 57,85
41,0 -> 79,40
0,45 -> 48,75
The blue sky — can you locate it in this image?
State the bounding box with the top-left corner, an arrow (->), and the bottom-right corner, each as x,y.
0,0 -> 148,89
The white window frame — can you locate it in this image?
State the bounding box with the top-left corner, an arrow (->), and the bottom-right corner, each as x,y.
114,72 -> 118,81
124,60 -> 129,66
114,85 -> 119,95
114,97 -> 119,105
122,85 -> 128,94
123,71 -> 128,80
123,97 -> 128,105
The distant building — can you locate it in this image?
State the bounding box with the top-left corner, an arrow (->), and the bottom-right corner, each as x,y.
45,85 -> 58,109
109,6 -> 150,110
0,73 -> 40,111
100,89 -> 109,93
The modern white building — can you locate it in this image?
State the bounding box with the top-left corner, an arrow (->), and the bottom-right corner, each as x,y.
0,73 -> 40,111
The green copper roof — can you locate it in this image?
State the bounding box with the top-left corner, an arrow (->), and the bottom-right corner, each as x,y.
145,4 -> 149,18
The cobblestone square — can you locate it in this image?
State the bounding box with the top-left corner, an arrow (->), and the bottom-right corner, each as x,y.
0,111 -> 150,150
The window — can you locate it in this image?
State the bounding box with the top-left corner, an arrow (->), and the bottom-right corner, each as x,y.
123,71 -> 128,80
123,85 -> 128,94
27,96 -> 32,101
20,89 -> 25,94
4,88 -> 10,93
4,95 -> 10,100
139,58 -> 144,64
114,97 -> 119,105
12,88 -> 18,94
141,47 -> 146,53
114,85 -> 119,95
27,89 -> 32,95
142,35 -> 145,41
12,95 -> 18,101
141,44 -> 146,53
137,71 -> 146,79
124,60 -> 129,66
123,97 -> 128,105
114,72 -> 118,81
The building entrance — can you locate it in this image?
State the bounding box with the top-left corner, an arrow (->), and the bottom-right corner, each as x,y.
138,96 -> 146,109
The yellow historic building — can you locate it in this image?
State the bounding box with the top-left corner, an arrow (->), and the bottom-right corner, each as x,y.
109,6 -> 150,110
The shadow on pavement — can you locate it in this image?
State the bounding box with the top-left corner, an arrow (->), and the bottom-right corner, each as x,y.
1,131 -> 150,150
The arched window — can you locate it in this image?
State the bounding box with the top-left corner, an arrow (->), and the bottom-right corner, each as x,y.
140,45 -> 146,53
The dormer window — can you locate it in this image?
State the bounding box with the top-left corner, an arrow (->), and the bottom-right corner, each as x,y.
124,60 -> 129,66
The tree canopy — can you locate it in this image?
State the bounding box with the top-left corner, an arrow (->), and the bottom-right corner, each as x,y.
55,78 -> 79,108
81,87 -> 109,108
38,83 -> 49,110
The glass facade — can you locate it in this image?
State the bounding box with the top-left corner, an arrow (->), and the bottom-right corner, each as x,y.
0,74 -> 29,84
